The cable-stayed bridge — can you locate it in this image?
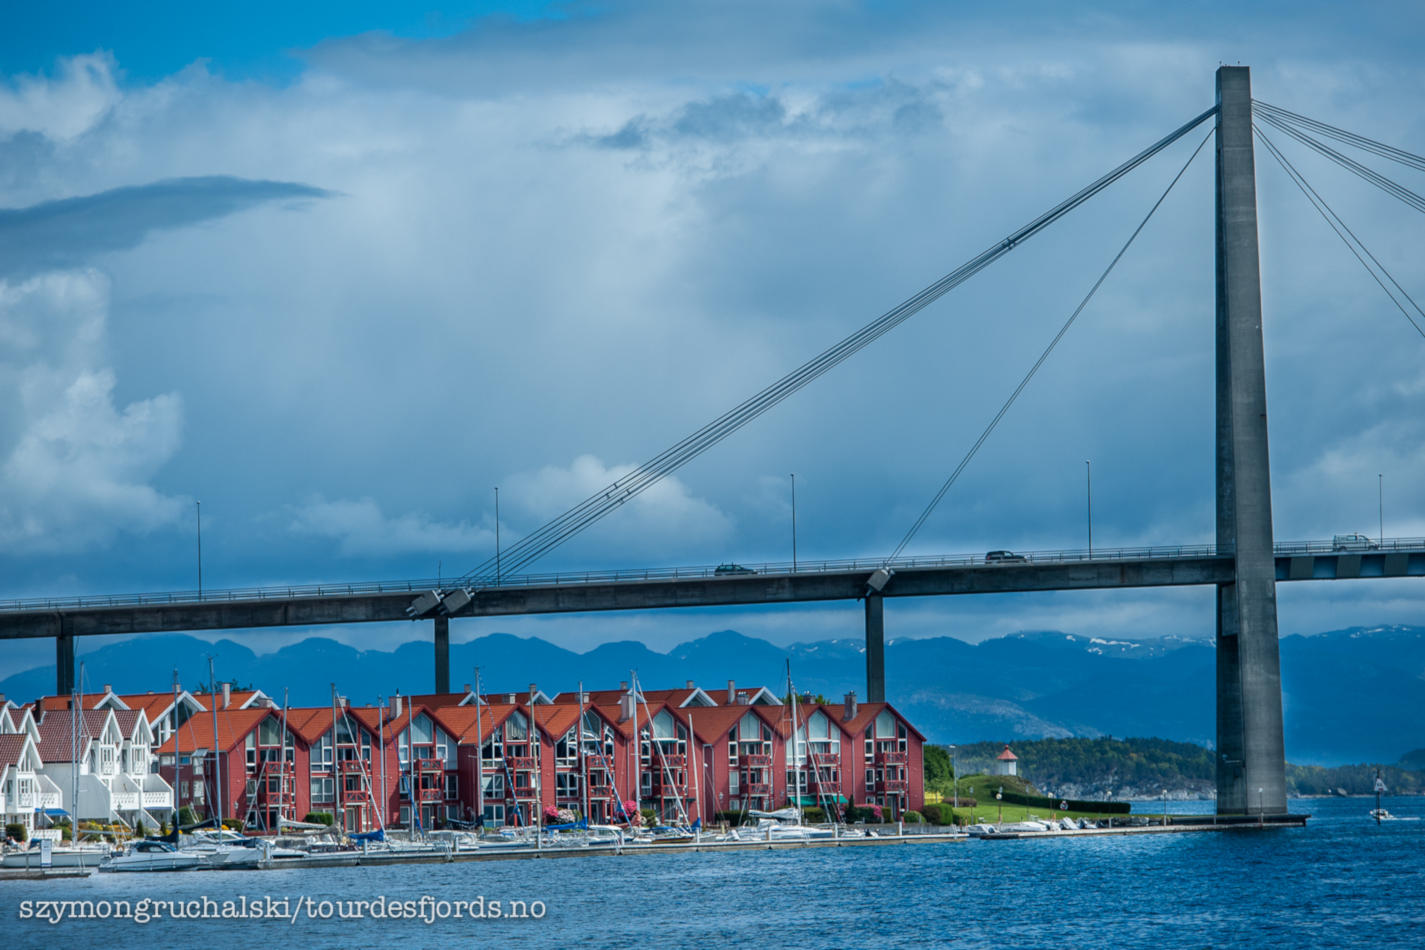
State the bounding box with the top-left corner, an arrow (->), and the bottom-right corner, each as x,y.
3,67 -> 1423,817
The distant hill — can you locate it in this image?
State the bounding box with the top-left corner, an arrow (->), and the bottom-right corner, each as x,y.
2,624 -> 1422,768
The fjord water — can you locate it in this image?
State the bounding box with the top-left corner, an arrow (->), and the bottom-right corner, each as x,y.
5,796 -> 1421,949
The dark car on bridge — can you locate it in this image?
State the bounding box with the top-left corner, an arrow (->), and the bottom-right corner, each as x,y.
714,562 -> 756,575
984,550 -> 1028,563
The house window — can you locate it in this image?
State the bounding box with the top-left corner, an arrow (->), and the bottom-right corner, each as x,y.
246,733 -> 257,770
310,777 -> 334,802
555,773 -> 580,799
313,734 -> 333,771
444,773 -> 459,800
482,803 -> 504,825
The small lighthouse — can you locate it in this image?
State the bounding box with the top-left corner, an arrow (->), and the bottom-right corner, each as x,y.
993,745 -> 1018,777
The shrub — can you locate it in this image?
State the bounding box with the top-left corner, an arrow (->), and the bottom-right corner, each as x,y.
802,806 -> 826,824
5,822 -> 26,843
134,819 -> 147,838
303,811 -> 336,826
222,819 -> 243,831
904,810 -> 925,824
640,808 -> 657,827
919,804 -> 944,825
176,805 -> 199,828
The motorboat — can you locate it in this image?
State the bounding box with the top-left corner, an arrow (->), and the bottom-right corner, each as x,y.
101,839 -> 206,872
3,841 -> 114,869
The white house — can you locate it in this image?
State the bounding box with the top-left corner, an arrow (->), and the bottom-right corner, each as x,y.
993,745 -> 1019,777
35,707 -> 173,830
0,734 -> 64,841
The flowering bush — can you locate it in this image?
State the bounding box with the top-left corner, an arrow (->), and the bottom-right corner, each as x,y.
543,805 -> 560,823
556,808 -> 578,825
870,804 -> 884,822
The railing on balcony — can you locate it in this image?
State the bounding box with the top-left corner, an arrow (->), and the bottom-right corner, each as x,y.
415,757 -> 445,773
876,750 -> 909,765
510,785 -> 539,799
811,752 -> 840,768
656,754 -> 686,768
111,792 -> 139,810
506,756 -> 537,772
142,790 -> 173,808
587,783 -> 613,797
882,779 -> 908,793
745,783 -> 771,796
742,754 -> 772,768
39,791 -> 62,809
807,776 -> 840,792
336,758 -> 371,774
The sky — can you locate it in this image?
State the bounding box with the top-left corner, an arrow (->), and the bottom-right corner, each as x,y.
2,0 -> 1424,675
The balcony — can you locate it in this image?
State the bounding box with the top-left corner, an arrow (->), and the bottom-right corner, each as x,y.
745,783 -> 771,796
876,750 -> 909,766
811,752 -> 840,768
881,779 -> 908,793
142,790 -> 173,809
742,754 -> 772,768
507,756 -> 537,772
111,792 -> 139,810
808,777 -> 840,793
415,757 -> 445,774
656,754 -> 686,768
39,791 -> 62,809
586,783 -> 613,797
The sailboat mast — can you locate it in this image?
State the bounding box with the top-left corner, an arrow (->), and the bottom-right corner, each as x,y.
330,684 -> 343,834
473,671 -> 484,827
208,658 -> 223,826
787,660 -> 802,814
377,697 -> 386,829
171,669 -> 180,825
578,681 -> 588,824
278,687 -> 291,827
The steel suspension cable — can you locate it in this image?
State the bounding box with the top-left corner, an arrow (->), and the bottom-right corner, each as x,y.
1253,124 -> 1425,342
457,107 -> 1219,585
1253,100 -> 1425,174
1254,109 -> 1425,216
886,128 -> 1214,563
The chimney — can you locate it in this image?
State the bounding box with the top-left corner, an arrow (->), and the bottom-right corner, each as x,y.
339,696 -> 348,709
507,693 -> 516,704
102,684 -> 112,695
528,684 -> 538,706
685,679 -> 694,690
619,681 -> 628,691
462,683 -> 471,695
736,691 -> 748,704
726,680 -> 735,702
843,691 -> 858,722
618,693 -> 635,723
221,682 -> 231,709
391,694 -> 403,717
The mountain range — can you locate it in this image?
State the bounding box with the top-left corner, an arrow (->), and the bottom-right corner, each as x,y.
2,625 -> 1421,767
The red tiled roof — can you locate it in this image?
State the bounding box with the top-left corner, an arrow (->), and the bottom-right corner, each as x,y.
114,693 -> 182,720
190,690 -> 267,711
0,734 -> 31,769
37,693 -> 109,711
154,708 -> 273,756
34,709 -> 112,762
533,703 -> 581,740
997,746 -> 1018,761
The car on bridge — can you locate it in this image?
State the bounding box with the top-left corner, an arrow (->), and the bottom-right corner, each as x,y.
1331,533 -> 1380,552
714,563 -> 757,575
984,550 -> 1028,563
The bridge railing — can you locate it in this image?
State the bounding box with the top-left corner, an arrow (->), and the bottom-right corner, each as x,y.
2,538 -> 1420,614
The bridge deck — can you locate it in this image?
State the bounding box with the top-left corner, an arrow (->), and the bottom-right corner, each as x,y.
1,540 -> 1421,639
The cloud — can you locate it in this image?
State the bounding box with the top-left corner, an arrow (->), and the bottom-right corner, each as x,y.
288,496 -> 493,557
505,454 -> 734,556
0,53 -> 120,142
0,270 -> 185,552
0,176 -> 336,278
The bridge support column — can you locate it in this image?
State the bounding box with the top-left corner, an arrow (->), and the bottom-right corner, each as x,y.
55,616 -> 75,696
865,594 -> 885,702
433,615 -> 450,695
1214,65 -> 1287,816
